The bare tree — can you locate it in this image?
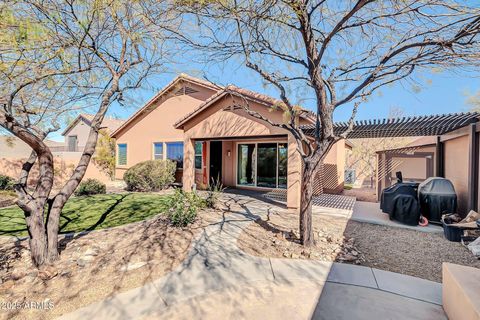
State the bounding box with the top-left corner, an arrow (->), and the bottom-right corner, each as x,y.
0,0 -> 177,266
466,89 -> 480,111
179,0 -> 480,245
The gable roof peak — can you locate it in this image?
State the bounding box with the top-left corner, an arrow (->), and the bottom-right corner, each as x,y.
110,73 -> 221,138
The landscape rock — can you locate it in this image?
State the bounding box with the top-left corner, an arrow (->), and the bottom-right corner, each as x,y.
340,254 -> 357,262
10,269 -> 27,281
38,266 -> 58,280
84,248 -> 99,257
120,262 -> 146,272
1,280 -> 14,291
77,255 -> 95,267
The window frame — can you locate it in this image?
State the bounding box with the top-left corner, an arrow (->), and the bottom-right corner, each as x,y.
153,142 -> 164,160
194,141 -> 203,170
166,141 -> 184,169
67,135 -> 78,152
235,141 -> 287,189
117,143 -> 128,166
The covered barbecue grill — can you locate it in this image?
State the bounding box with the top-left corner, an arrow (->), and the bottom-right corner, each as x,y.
380,180 -> 421,226
418,177 -> 457,223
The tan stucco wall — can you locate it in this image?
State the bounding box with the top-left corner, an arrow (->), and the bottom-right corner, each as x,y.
114,83 -> 216,179
0,153 -> 112,189
64,118 -> 91,149
444,135 -> 469,214
393,157 -> 428,179
181,95 -> 312,209
442,262 -> 480,320
321,141 -> 346,194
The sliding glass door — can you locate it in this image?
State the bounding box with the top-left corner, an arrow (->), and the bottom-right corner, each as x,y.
257,143 -> 277,188
237,142 -> 287,189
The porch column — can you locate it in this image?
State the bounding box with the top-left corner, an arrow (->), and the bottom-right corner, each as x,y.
287,134 -> 301,209
467,123 -> 479,211
435,136 -> 444,177
183,136 -> 195,192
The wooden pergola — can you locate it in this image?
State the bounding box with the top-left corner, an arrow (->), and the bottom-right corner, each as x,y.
302,112 -> 480,212
300,112 -> 479,139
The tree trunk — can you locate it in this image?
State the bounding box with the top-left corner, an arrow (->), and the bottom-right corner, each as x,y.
299,160 -> 315,246
25,204 -> 49,267
46,202 -> 63,263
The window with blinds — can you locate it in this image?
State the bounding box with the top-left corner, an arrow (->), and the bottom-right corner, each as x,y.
117,143 -> 127,165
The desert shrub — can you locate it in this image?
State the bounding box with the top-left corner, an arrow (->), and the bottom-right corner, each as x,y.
75,178 -> 106,196
124,160 -> 176,192
167,189 -> 205,227
205,178 -> 225,209
0,175 -> 14,190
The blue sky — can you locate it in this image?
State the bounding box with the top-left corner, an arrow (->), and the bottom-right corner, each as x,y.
50,61 -> 480,141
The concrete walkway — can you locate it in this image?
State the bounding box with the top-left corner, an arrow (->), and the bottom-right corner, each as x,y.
314,200 -> 443,233
59,193 -> 445,320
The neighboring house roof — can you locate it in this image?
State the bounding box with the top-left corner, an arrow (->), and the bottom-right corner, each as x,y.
174,85 -> 316,129
62,114 -> 125,136
111,74 -> 221,138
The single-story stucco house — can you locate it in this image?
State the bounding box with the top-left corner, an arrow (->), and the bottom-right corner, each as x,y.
111,74 -> 349,209
111,73 -> 480,213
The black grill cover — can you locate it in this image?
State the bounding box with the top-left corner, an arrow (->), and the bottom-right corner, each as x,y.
418,177 -> 457,222
390,194 -> 421,226
380,182 -> 419,214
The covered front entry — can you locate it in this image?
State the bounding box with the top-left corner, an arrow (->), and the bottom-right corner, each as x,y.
195,137 -> 291,193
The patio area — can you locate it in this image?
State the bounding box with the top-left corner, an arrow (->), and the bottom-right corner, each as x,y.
227,188 -> 442,233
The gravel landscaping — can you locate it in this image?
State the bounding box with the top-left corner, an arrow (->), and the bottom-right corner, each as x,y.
0,208 -> 219,320
237,211 -> 480,283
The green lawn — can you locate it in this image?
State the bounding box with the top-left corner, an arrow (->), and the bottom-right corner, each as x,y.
0,193 -> 172,237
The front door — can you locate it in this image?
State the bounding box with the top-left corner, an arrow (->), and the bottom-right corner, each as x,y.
209,141 -> 222,185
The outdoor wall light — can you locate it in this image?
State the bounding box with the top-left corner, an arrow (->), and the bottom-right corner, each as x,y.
227,150 -> 231,157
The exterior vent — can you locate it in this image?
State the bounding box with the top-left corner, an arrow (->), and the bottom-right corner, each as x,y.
174,86 -> 199,96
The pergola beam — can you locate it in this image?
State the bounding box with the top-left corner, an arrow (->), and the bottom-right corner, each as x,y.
301,112 -> 479,139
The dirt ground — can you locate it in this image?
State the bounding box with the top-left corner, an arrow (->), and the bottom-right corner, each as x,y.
342,187 -> 378,202
237,211 -> 480,283
0,209 -> 219,320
